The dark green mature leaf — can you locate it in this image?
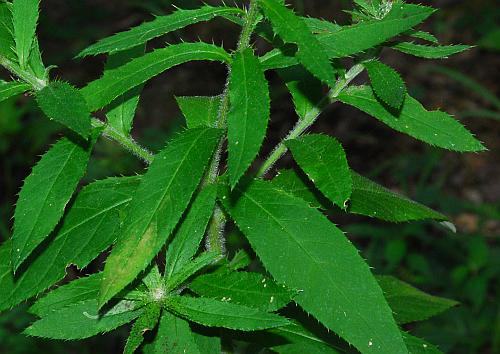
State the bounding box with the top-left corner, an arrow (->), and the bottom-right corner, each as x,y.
364,60 -> 406,109
377,276 -> 458,324
81,42 -> 231,111
0,177 -> 140,312
0,80 -> 30,102
166,252 -> 220,292
124,303 -> 161,354
192,331 -> 221,354
165,185 -> 217,279
166,295 -> 290,331
190,271 -> 293,312
12,135 -> 95,271
99,128 -> 222,308
338,86 -> 485,152
24,298 -> 142,339
176,96 -> 221,129
258,0 -> 336,86
221,180 -> 407,354
285,134 -> 352,208
36,81 -> 91,138
12,0 -> 39,68
0,3 -> 16,61
227,48 -> 270,188
78,5 -> 243,57
349,172 -> 446,222
390,42 -> 470,59
402,333 -> 443,354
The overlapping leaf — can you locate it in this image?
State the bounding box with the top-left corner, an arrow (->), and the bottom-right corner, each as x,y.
0,3 -> 16,61
166,252 -> 219,292
12,0 -> 39,68
124,303 -> 161,354
364,60 -> 406,110
176,96 -> 221,129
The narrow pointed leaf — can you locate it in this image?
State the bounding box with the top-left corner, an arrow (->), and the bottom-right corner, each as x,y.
221,179 -> 407,354
406,30 -> 439,44
0,3 -> 16,61
78,5 -> 243,57
81,42 -> 230,111
390,42 -> 471,59
338,86 -> 485,152
27,37 -> 45,78
285,134 -> 352,208
364,60 -> 406,110
402,333 -> 443,354
166,295 -> 290,331
228,48 -> 270,188
166,252 -> 219,292
12,0 -> 39,68
176,96 -> 221,129
36,81 -> 91,138
124,303 -> 161,354
99,128 -> 222,308
0,80 -> 31,103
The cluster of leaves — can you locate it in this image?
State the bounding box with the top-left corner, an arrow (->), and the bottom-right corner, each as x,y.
0,0 -> 485,353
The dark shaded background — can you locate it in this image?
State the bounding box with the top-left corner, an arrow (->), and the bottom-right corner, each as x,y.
0,0 -> 499,353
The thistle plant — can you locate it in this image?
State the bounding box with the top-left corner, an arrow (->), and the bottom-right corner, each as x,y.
0,0 -> 485,353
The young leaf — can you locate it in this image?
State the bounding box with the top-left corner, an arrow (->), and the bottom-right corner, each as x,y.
285,134 -> 352,208
190,271 -> 293,312
99,128 -> 222,308
364,60 -> 406,110
350,172 -> 446,222
124,303 -> 161,354
227,48 -> 270,188
0,80 -> 31,103
258,0 -> 336,86
390,42 -> 471,59
338,86 -> 485,152
377,276 -> 458,324
402,332 -> 443,354
166,252 -> 220,292
81,42 -> 230,111
166,295 -> 290,331
0,177 -> 139,312
12,0 -> 39,69
12,135 -> 95,271
221,179 -> 407,354
24,299 -> 142,339
77,5 -> 243,57
0,3 -> 16,61
176,96 -> 221,129
36,81 -> 91,138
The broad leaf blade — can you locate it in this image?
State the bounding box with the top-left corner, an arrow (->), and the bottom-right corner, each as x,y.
176,96 -> 221,129
390,42 -> 471,59
0,80 -> 30,103
124,303 -> 161,354
227,48 -> 270,188
338,86 -> 485,152
221,179 -> 407,354
12,0 -> 39,68
99,128 -> 222,307
364,60 -> 406,110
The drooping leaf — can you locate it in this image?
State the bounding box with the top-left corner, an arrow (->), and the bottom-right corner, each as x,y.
176,96 -> 221,129
166,252 -> 220,292
12,135 -> 95,271
222,179 -> 407,353
285,134 -> 352,208
124,303 -> 161,354
81,42 -> 231,111
258,0 -> 336,86
36,81 -> 91,138
227,48 -> 270,188
0,177 -> 140,312
364,60 -> 406,110
12,0 -> 39,68
0,80 -> 30,103
377,276 -> 458,324
349,172 -> 446,222
338,85 -> 485,152
99,128 -> 222,308
0,3 -> 16,61
390,42 -> 471,59
166,295 -> 289,331
190,270 -> 293,312
24,298 -> 142,339
77,5 -> 243,57
402,332 -> 443,354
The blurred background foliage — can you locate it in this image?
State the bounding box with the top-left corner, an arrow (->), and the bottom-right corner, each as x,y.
0,0 -> 498,353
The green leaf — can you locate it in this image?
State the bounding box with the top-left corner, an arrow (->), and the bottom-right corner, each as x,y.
81,42 -> 231,111
99,128 -> 222,308
402,333 -> 443,354
27,37 -> 46,79
190,270 -> 293,312
285,134 -> 352,208
36,81 -> 92,138
24,298 -> 142,339
390,42 -> 471,59
176,96 -> 221,129
221,179 -> 407,354
259,45 -> 300,71
166,252 -> 220,292
12,135 -> 95,271
349,172 -> 446,222
377,275 -> 458,324
406,30 -> 439,44
364,60 -> 406,110
124,303 -> 161,354
0,80 -> 30,103
0,177 -> 140,312
12,0 -> 39,68
227,48 -> 270,188
0,3 -> 16,61
166,295 -> 290,331
77,5 -> 243,57
192,331 -> 221,354
338,85 -> 485,152
105,45 -> 145,136
258,0 -> 336,86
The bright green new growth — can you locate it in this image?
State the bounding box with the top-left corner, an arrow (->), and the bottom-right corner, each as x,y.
12,0 -> 39,69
